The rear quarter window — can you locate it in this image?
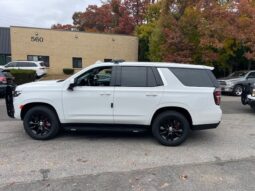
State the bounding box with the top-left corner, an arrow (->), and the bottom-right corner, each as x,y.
169,68 -> 219,88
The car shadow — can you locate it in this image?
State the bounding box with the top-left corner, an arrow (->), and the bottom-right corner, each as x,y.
59,129 -> 153,141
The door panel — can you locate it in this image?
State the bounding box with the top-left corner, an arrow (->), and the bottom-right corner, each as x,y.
113,86 -> 163,125
113,66 -> 164,125
63,87 -> 114,123
62,66 -> 115,124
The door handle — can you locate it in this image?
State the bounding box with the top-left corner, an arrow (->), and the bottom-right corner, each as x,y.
100,93 -> 111,96
146,94 -> 158,97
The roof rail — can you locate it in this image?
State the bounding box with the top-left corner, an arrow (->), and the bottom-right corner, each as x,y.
112,59 -> 125,64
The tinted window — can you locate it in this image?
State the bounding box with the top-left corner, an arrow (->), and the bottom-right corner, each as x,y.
170,68 -> 217,87
119,66 -> 159,87
148,67 -> 157,87
121,67 -> 147,87
16,62 -> 37,67
40,62 -> 46,67
27,55 -> 50,67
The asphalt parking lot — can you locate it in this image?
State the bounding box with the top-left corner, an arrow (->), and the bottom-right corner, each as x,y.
1,96 -> 255,191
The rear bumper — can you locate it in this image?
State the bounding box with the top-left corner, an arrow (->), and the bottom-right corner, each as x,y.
192,122 -> 220,130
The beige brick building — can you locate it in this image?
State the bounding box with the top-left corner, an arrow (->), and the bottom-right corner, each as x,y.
8,26 -> 138,74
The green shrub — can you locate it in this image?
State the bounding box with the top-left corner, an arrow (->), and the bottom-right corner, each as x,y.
10,69 -> 36,85
63,68 -> 74,75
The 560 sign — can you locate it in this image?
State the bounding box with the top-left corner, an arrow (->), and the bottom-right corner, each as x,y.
31,34 -> 44,43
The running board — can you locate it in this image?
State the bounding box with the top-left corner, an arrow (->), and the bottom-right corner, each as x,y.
62,123 -> 149,133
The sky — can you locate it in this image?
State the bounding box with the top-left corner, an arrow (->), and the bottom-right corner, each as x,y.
0,0 -> 102,28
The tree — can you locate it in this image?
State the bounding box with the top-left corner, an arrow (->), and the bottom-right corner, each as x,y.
51,24 -> 74,31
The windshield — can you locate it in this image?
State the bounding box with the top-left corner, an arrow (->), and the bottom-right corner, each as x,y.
229,71 -> 248,78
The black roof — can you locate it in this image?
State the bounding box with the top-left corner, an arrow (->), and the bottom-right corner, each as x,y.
0,27 -> 11,54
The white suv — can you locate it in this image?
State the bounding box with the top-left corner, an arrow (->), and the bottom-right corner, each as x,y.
1,61 -> 47,77
5,61 -> 222,146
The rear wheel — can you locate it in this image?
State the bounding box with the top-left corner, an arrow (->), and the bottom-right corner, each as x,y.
152,111 -> 190,146
233,85 -> 242,96
23,106 -> 60,140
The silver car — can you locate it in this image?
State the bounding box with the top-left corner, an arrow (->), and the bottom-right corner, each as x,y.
218,71 -> 255,96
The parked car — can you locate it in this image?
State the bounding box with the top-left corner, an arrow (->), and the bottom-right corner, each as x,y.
240,83 -> 255,111
0,61 -> 47,78
0,69 -> 15,97
5,61 -> 222,146
218,70 -> 255,96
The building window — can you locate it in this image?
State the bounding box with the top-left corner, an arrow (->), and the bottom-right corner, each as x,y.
73,57 -> 82,68
27,55 -> 50,67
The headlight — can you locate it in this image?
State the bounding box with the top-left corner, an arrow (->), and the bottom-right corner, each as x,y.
226,81 -> 234,86
252,89 -> 255,97
13,90 -> 22,97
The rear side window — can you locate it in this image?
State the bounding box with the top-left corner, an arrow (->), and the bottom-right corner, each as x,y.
6,62 -> 16,67
170,68 -> 218,87
121,67 -> 147,87
16,62 -> 36,67
40,62 -> 46,67
119,66 -> 162,87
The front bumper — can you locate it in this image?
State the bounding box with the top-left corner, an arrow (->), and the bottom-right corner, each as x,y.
247,95 -> 255,100
220,85 -> 234,93
5,85 -> 15,118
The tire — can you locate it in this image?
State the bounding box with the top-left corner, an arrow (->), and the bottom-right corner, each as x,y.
233,85 -> 242,96
152,111 -> 190,146
23,106 -> 60,140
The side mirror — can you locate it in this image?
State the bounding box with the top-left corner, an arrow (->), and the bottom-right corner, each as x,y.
68,78 -> 76,91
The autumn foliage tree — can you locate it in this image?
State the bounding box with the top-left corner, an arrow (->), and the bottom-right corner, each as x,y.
51,24 -> 74,31
142,0 -> 255,75
63,0 -> 153,34
52,0 -> 255,76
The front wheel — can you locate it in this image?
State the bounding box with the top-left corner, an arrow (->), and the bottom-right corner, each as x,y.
152,111 -> 190,146
23,106 -> 60,140
233,85 -> 242,96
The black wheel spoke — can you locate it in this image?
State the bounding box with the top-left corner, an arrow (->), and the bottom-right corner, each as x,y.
27,113 -> 52,137
159,118 -> 184,142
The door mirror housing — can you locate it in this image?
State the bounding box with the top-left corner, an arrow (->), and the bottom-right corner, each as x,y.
68,78 -> 76,91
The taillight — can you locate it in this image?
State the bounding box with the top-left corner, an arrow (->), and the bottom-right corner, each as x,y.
214,88 -> 221,105
0,76 -> 7,84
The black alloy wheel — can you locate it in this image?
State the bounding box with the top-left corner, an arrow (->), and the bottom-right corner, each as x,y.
159,119 -> 184,142
152,111 -> 190,146
23,106 -> 60,140
28,113 -> 52,136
